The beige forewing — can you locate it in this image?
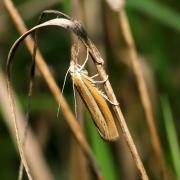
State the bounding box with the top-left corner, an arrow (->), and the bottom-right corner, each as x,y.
71,73 -> 119,141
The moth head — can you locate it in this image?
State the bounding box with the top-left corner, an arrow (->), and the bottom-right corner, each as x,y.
69,61 -> 88,75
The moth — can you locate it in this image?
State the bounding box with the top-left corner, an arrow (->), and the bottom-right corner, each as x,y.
69,54 -> 119,141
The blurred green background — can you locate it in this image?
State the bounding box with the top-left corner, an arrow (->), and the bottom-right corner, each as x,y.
0,0 -> 179,179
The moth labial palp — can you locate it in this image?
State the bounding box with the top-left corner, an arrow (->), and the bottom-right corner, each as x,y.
69,61 -> 119,141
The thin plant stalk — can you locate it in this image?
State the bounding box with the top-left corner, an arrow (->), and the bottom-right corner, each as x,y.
118,9 -> 167,179
0,70 -> 54,180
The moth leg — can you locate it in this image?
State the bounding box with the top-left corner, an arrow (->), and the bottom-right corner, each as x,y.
90,75 -> 109,84
82,74 -> 108,84
90,74 -> 119,105
83,74 -> 119,105
100,93 -> 119,106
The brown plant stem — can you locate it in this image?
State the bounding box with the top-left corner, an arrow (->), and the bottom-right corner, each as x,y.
118,9 -> 167,179
92,55 -> 149,180
69,2 -> 90,179
0,70 -> 54,180
3,0 -> 103,179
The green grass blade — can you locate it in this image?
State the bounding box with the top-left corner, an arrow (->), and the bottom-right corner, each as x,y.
63,0 -> 71,15
160,95 -> 180,179
126,0 -> 180,33
86,112 -> 119,180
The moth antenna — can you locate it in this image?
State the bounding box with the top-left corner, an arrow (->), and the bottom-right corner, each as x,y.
57,66 -> 70,118
34,9 -> 73,119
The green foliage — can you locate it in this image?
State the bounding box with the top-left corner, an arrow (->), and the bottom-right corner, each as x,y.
161,96 -> 180,180
126,0 -> 180,33
86,112 -> 119,180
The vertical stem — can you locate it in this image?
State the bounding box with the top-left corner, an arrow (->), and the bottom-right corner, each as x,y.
96,63 -> 149,180
118,9 -> 167,179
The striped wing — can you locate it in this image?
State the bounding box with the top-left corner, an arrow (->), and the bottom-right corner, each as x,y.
72,73 -> 119,141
